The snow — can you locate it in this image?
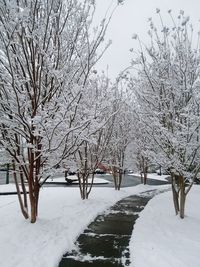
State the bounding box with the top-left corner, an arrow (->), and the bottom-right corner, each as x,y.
0,184 -> 17,193
1,183 -> 199,267
129,185 -> 200,267
0,183 -> 166,267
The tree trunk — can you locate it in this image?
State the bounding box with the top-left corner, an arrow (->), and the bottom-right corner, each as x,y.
143,171 -> 147,185
140,157 -> 148,185
77,172 -> 83,199
77,171 -> 90,200
171,175 -> 179,215
111,167 -> 123,190
179,176 -> 186,219
19,166 -> 28,212
6,163 -> 9,184
28,173 -> 41,223
112,167 -> 118,190
28,163 -> 37,223
34,181 -> 40,217
13,165 -> 29,220
117,170 -> 123,190
143,159 -> 148,185
28,167 -> 41,223
14,174 -> 29,219
87,172 -> 95,198
140,172 -> 143,184
30,198 -> 37,223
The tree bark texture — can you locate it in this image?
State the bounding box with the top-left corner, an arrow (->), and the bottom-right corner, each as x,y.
171,174 -> 187,219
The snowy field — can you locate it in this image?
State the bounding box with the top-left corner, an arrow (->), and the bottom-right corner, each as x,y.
0,184 -> 17,193
0,176 -> 110,194
0,183 -> 199,267
0,184 -> 164,267
130,185 -> 200,267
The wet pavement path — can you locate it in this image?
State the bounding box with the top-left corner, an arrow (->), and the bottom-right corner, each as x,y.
59,190 -> 159,267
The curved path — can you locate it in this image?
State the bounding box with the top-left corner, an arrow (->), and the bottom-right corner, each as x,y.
58,190 -> 159,267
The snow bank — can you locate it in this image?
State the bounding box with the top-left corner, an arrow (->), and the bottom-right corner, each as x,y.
129,185 -> 200,267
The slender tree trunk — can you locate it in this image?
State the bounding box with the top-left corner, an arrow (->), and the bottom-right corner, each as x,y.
19,167 -> 28,213
142,158 -> 148,185
13,162 -> 29,219
138,158 -> 143,183
158,165 -> 162,176
143,171 -> 147,185
6,163 -> 9,184
111,167 -> 123,190
82,173 -> 86,200
28,159 -> 37,223
179,176 -> 186,219
87,172 -> 95,198
171,174 -> 187,218
30,199 -> 37,223
117,170 -> 123,190
29,174 -> 37,223
78,171 -> 90,200
34,181 -> 40,217
77,172 -> 84,199
112,167 -> 118,190
35,143 -> 41,216
171,176 -> 179,215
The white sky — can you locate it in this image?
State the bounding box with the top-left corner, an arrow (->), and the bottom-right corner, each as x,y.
95,0 -> 200,78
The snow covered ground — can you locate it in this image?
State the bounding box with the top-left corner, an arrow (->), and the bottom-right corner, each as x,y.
0,176 -> 110,193
129,185 -> 200,267
0,183 -> 199,267
0,183 -> 166,267
0,184 -> 18,193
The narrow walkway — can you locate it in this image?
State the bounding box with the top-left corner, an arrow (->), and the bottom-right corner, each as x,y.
59,190 -> 158,267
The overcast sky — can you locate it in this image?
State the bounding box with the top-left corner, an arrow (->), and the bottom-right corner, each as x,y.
94,0 -> 200,79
